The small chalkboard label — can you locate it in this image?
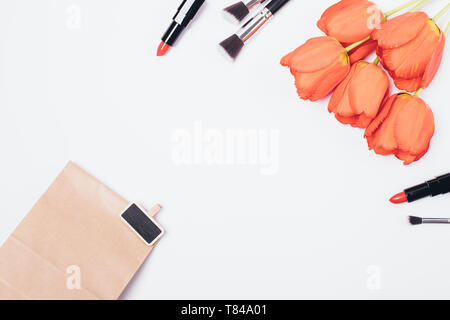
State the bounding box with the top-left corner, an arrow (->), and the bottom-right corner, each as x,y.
121,203 -> 164,246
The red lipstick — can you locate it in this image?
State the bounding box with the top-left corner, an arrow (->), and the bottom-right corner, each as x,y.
157,0 -> 205,57
390,173 -> 450,204
157,42 -> 170,56
389,192 -> 407,204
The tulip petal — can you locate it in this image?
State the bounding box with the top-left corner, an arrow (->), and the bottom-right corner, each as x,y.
368,114 -> 398,153
329,61 -> 382,128
421,32 -> 445,89
337,113 -> 373,128
310,61 -> 350,101
318,0 -> 363,34
293,56 -> 350,101
411,108 -> 434,156
393,77 -> 422,92
348,40 -> 377,64
372,12 -> 429,49
395,150 -> 419,165
396,142 -> 430,165
334,113 -> 372,128
366,132 -> 392,154
397,143 -> 430,165
394,97 -> 434,157
353,113 -> 374,128
349,62 -> 390,118
380,20 -> 440,80
281,37 -> 345,73
335,114 -> 357,126
365,94 -> 412,155
292,71 -> 314,101
319,0 -> 383,43
365,94 -> 397,138
375,95 -> 434,165
394,97 -> 427,152
334,90 -> 353,116
328,62 -> 357,114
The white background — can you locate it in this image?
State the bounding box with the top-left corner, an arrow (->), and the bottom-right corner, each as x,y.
0,0 -> 449,299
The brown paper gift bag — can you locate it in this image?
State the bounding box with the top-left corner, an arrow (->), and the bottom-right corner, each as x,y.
0,161 -> 163,300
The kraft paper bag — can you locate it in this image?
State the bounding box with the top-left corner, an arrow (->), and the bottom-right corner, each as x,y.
0,161 -> 162,300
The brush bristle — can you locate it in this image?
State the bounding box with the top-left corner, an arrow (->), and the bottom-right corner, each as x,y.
409,216 -> 423,225
223,2 -> 249,22
219,34 -> 244,60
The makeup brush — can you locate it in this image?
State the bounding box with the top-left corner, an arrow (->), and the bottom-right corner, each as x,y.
219,0 -> 290,60
223,0 -> 265,23
409,216 -> 450,225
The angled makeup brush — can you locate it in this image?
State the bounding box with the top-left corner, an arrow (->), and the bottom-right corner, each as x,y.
409,216 -> 450,225
223,0 -> 265,23
220,0 -> 290,60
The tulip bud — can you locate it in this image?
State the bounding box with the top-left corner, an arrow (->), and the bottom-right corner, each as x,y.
281,37 -> 350,101
372,12 -> 445,92
365,93 -> 435,165
329,61 -> 390,128
318,0 -> 384,43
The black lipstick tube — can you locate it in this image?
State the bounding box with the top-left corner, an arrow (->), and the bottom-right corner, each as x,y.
161,0 -> 206,46
405,173 -> 450,202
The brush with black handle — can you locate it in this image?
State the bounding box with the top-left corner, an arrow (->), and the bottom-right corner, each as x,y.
223,0 -> 265,23
220,0 -> 290,60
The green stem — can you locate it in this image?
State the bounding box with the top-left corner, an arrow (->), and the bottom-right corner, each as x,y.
373,56 -> 380,65
433,3 -> 450,22
384,0 -> 422,18
414,88 -> 423,96
410,0 -> 430,12
345,36 -> 371,52
445,21 -> 450,36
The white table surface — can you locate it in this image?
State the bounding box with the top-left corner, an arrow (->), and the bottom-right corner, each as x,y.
0,0 -> 449,299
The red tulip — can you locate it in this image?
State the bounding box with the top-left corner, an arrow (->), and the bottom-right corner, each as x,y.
372,12 -> 445,92
365,93 -> 435,165
318,0 -> 384,43
280,37 -> 350,101
329,61 -> 390,128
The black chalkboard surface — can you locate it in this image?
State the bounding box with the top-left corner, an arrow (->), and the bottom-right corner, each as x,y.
121,204 -> 164,246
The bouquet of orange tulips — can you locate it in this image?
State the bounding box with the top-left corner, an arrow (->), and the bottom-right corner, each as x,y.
281,0 -> 449,165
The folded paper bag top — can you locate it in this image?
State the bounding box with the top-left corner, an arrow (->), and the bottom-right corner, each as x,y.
0,161 -> 164,300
